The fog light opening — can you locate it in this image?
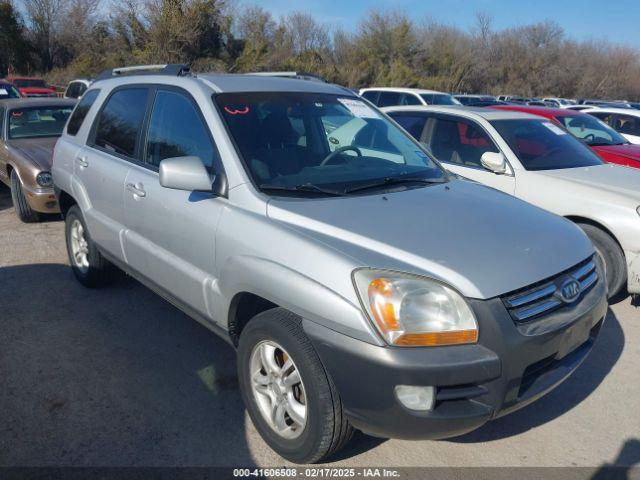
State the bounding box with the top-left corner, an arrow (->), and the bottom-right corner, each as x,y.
395,385 -> 436,411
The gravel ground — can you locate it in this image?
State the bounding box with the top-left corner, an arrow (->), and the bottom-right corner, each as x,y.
0,183 -> 638,472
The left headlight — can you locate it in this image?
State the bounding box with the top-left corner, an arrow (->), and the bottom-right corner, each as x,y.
36,171 -> 53,187
353,269 -> 478,347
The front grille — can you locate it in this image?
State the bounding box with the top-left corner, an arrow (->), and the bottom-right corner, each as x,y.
502,256 -> 598,323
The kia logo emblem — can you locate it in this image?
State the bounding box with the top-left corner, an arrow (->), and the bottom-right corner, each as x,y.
559,279 -> 581,303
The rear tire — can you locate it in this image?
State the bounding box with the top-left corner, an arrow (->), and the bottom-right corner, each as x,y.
578,223 -> 626,298
237,308 -> 353,463
65,205 -> 112,288
10,170 -> 39,223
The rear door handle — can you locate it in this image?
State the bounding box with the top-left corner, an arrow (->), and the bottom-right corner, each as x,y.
76,156 -> 89,168
126,182 -> 146,198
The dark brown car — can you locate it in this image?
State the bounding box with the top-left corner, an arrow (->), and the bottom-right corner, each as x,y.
0,98 -> 76,222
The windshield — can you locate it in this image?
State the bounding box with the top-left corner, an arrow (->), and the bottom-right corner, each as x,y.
491,119 -> 603,171
216,92 -> 447,196
12,78 -> 47,89
0,84 -> 21,99
420,93 -> 460,105
8,106 -> 73,139
555,114 -> 627,146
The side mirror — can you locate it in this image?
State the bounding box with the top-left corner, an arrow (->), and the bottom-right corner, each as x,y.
480,152 -> 507,174
159,156 -> 215,192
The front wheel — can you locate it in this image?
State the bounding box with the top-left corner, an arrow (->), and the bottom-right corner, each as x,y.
578,223 -> 626,298
237,308 -> 353,463
10,170 -> 39,223
65,205 -> 112,288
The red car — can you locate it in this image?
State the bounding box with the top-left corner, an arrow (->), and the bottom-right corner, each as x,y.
492,105 -> 640,170
7,76 -> 57,98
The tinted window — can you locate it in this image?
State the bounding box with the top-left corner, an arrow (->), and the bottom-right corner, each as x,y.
616,114 -> 640,136
400,94 -> 422,106
588,111 -> 614,125
430,117 -> 498,167
361,91 -> 379,103
94,88 -> 148,157
77,83 -> 87,97
0,107 -> 4,136
491,119 -> 603,171
65,83 -> 79,98
8,106 -> 74,139
377,91 -> 402,107
216,92 -> 446,196
420,93 -> 459,105
0,84 -> 21,99
67,89 -> 100,136
146,90 -> 218,169
12,78 -> 47,88
391,114 -> 428,141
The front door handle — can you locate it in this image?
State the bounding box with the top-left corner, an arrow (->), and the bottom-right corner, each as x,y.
126,182 -> 146,198
76,156 -> 89,168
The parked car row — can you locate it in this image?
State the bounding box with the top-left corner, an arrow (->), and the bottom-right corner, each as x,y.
1,66 -> 636,463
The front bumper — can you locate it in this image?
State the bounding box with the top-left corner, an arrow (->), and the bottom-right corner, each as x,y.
304,275 -> 607,440
22,184 -> 60,214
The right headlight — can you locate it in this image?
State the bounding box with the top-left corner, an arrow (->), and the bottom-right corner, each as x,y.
353,269 -> 478,347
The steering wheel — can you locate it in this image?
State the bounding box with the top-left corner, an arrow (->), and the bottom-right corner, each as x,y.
583,133 -> 595,143
320,146 -> 362,166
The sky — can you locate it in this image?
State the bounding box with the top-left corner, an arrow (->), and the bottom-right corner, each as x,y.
243,0 -> 640,48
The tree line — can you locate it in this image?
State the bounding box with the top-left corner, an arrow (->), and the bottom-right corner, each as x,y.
1,0 -> 639,100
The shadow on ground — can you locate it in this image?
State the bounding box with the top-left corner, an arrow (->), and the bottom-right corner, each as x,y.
0,183 -> 12,211
449,307 -> 624,443
0,263 -> 256,467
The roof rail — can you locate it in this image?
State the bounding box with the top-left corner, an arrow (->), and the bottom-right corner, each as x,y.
94,64 -> 190,82
247,71 -> 327,83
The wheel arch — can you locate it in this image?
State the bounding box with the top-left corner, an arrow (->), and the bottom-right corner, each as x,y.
565,215 -> 624,251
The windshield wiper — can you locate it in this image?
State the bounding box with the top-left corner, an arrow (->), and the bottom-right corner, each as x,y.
260,182 -> 347,197
344,176 -> 446,194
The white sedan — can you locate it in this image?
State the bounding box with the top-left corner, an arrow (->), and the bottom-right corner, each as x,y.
383,105 -> 640,298
584,107 -> 640,144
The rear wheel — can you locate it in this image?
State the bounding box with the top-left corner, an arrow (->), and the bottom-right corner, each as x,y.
65,205 -> 112,287
237,308 -> 353,463
10,170 -> 39,223
578,223 -> 626,298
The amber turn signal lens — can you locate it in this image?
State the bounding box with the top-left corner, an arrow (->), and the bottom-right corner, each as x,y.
368,278 -> 400,332
394,329 -> 478,347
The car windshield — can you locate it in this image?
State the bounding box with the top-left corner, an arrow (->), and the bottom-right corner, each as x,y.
0,84 -> 21,99
420,93 -> 460,105
8,106 -> 74,139
555,114 -> 628,146
216,92 -> 447,196
491,119 -> 604,170
12,79 -> 47,88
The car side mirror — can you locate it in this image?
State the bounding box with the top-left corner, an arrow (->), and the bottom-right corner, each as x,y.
480,152 -> 507,174
159,156 -> 224,194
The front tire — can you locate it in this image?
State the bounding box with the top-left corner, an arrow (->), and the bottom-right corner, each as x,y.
237,308 -> 353,463
65,205 -> 112,288
578,223 -> 626,298
10,170 -> 39,223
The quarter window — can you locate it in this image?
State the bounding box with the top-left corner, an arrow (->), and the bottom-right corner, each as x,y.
94,88 -> 149,157
391,114 -> 429,141
145,90 -> 218,169
67,89 -> 100,136
361,91 -> 379,104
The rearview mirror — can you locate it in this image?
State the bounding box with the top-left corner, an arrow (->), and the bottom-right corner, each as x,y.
480,152 -> 507,174
159,156 -> 214,192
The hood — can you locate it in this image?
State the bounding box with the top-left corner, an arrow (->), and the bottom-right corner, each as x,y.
592,144 -> 640,167
266,179 -> 593,299
7,137 -> 58,171
535,164 -> 640,202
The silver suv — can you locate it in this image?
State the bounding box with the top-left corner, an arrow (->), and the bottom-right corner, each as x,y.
52,65 -> 608,463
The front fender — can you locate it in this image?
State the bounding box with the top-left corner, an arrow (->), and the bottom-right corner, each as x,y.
215,255 -> 382,345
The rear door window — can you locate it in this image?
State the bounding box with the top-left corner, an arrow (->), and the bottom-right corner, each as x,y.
93,88 -> 149,157
616,114 -> 640,136
377,91 -> 402,107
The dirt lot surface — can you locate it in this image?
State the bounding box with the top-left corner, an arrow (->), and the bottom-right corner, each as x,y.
0,184 -> 638,471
